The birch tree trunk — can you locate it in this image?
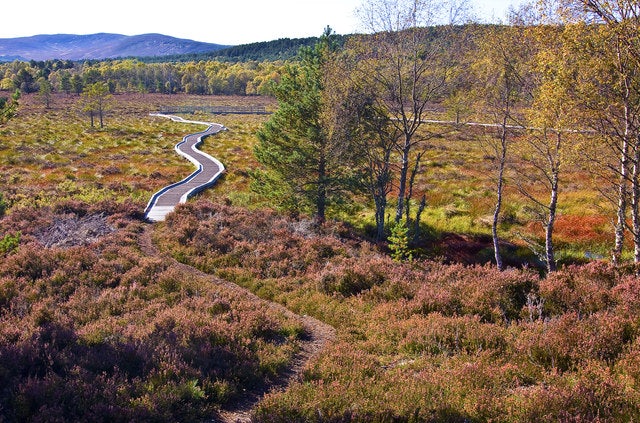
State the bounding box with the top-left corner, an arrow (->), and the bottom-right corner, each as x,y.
546,156 -> 560,273
493,118 -> 508,271
631,139 -> 640,263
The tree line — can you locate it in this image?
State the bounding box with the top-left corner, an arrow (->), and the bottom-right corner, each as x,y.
2,0 -> 639,271
142,35 -> 348,63
252,0 -> 640,272
0,59 -> 285,96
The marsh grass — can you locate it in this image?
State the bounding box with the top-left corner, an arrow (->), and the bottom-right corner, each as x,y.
1,93 -> 196,208
0,92 -> 617,260
193,112 -> 271,208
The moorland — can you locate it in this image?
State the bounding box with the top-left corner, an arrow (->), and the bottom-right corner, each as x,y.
2,11 -> 640,423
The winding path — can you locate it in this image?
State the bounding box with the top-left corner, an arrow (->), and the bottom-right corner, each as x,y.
138,226 -> 335,423
145,114 -> 226,222
140,114 -> 336,421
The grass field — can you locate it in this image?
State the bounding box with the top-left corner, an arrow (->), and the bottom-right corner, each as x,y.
0,93 -> 273,208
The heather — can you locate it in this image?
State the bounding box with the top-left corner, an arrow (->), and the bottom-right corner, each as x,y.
0,90 -> 637,421
0,201 -> 303,422
155,200 -> 640,421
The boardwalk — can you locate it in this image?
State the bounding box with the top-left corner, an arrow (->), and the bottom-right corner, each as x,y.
157,105 -> 270,115
145,114 -> 226,222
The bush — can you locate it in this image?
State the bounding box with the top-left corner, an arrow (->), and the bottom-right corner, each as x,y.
0,192 -> 7,217
412,263 -> 537,323
539,262 -> 618,317
0,231 -> 20,255
0,202 -> 303,422
148,201 -> 640,422
318,258 -> 386,296
388,220 -> 413,262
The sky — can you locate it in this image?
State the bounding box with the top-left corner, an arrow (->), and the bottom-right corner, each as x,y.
1,0 -> 524,46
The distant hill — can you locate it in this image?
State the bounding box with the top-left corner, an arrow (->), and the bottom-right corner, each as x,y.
141,35 -> 350,63
0,33 -> 228,61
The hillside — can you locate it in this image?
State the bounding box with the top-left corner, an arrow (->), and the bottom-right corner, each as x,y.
141,35 -> 350,63
0,33 -> 228,61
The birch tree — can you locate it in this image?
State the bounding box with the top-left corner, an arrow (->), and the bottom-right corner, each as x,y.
356,0 -> 456,224
471,24 -> 533,270
515,24 -> 579,272
334,51 -> 399,240
557,0 -> 640,264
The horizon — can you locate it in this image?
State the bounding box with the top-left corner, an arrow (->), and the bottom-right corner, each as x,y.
3,0 -> 523,46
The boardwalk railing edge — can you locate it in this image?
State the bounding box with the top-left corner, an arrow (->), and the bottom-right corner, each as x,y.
144,113 -> 226,221
157,105 -> 271,115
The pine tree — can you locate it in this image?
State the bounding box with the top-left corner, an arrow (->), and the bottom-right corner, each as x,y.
388,220 -> 413,262
252,28 -> 358,221
0,89 -> 19,126
81,82 -> 111,128
38,78 -> 52,109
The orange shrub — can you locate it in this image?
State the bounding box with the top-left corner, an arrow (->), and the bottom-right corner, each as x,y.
552,214 -> 610,245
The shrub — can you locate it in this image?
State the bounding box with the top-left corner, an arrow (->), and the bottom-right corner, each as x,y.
0,231 -> 20,255
504,362 -> 639,422
317,258 -> 386,296
0,202 -> 303,422
612,275 -> 640,315
516,311 -> 634,372
388,220 -> 413,262
539,262 -> 618,317
151,201 -> 640,422
0,192 -> 7,217
412,263 -> 537,323
399,313 -> 507,356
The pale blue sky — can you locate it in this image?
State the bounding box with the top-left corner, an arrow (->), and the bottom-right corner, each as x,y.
3,0 -> 523,45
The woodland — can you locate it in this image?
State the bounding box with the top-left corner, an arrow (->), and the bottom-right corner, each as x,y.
2,0 -> 640,421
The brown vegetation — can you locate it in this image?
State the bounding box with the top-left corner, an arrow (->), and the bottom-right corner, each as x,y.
0,201 -> 308,422
0,88 -> 635,421
150,200 -> 640,422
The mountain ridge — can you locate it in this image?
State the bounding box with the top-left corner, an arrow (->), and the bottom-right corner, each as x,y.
0,33 -> 229,61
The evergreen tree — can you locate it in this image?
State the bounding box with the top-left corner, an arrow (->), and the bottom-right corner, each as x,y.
60,72 -> 72,94
252,28 -> 358,221
38,77 -> 53,109
71,74 -> 83,95
0,89 -> 19,126
81,82 -> 111,128
388,220 -> 413,261
13,68 -> 35,93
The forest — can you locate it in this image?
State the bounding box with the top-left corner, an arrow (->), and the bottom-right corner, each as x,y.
2,0 -> 640,421
141,35 -> 349,63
